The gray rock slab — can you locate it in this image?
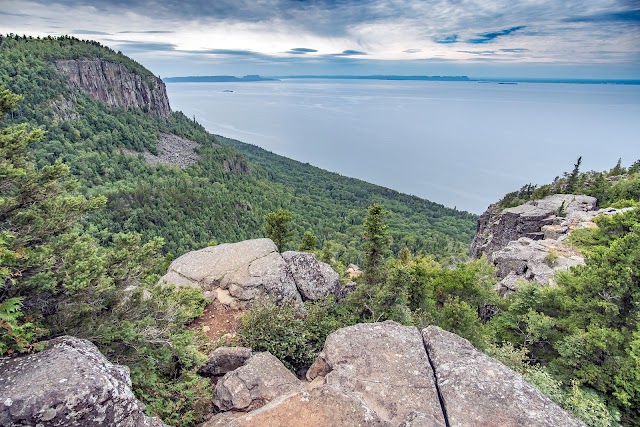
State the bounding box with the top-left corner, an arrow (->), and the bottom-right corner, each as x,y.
0,336 -> 167,427
309,321 -> 445,427
213,352 -> 303,412
422,326 -> 585,427
203,385 -> 391,427
160,239 -> 302,308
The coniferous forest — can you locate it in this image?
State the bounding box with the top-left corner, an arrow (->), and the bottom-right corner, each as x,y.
1,35 -> 639,427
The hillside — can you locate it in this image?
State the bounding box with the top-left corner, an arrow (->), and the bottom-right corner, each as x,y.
0,34 -> 475,262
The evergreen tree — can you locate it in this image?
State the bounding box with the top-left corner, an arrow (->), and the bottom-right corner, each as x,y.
566,156 -> 582,193
298,230 -> 318,252
264,209 -> 293,252
362,203 -> 391,285
609,158 -> 625,177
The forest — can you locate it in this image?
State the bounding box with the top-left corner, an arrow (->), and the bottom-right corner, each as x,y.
1,34 -> 639,427
0,34 -> 476,265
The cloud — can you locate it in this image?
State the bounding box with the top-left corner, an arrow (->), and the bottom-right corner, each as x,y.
458,50 -> 497,55
337,50 -> 367,56
434,34 -> 458,44
0,11 -> 32,17
564,9 -> 640,23
72,29 -> 112,35
403,49 -> 422,53
108,40 -> 178,52
287,47 -> 318,54
118,30 -> 174,34
467,26 -> 526,44
500,48 -> 528,53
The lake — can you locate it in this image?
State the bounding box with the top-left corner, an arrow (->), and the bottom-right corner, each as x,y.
166,80 -> 640,213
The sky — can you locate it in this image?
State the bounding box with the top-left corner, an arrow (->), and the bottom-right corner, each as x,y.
1,0 -> 639,78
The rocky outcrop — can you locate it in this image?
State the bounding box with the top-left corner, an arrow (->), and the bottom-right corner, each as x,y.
213,352 -> 303,412
203,321 -> 583,427
470,194 -> 597,259
491,237 -> 585,295
160,239 -> 342,308
282,251 -> 340,301
423,326 -> 584,427
307,321 -> 446,427
0,336 -> 166,427
160,239 -> 302,308
55,59 -> 171,119
469,194 -> 633,293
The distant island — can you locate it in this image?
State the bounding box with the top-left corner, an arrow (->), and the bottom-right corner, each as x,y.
164,75 -> 640,85
277,75 -> 472,81
163,75 -> 279,83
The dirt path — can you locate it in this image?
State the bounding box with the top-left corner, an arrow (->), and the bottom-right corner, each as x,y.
190,300 -> 245,342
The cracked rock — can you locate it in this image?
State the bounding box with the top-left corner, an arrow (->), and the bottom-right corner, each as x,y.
309,321 -> 445,426
422,325 -> 585,427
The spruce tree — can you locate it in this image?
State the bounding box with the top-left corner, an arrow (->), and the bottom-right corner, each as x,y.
362,203 -> 391,285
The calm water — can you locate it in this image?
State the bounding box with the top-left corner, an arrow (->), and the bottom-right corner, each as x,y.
166,80 -> 640,213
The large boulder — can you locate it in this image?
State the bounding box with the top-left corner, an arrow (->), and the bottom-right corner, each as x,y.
282,251 -> 341,301
203,385 -> 392,427
213,352 -> 303,412
308,321 -> 445,427
160,239 -> 302,308
422,326 -> 585,427
470,194 -> 597,259
0,336 -> 166,427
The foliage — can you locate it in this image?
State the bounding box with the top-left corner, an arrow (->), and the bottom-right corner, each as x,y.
486,343 -> 622,427
298,230 -> 318,252
362,203 -> 391,285
497,157 -> 640,209
0,91 -> 210,426
490,208 -> 640,424
0,35 -> 476,269
264,209 -> 294,252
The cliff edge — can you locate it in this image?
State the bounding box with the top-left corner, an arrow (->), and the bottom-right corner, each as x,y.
55,59 -> 171,119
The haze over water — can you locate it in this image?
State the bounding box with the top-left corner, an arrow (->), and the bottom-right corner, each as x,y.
166,80 -> 640,213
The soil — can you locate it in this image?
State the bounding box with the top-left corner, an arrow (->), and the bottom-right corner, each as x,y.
189,300 -> 245,343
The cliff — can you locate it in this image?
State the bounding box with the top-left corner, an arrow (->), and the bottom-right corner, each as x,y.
55,59 -> 171,119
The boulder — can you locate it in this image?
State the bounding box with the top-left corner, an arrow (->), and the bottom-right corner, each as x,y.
422,326 -> 585,427
282,251 -> 341,301
308,321 -> 445,426
491,237 -> 585,295
0,336 -> 167,427
213,352 -> 303,412
203,385 -> 391,427
198,347 -> 252,378
470,194 -> 597,259
160,239 -> 302,308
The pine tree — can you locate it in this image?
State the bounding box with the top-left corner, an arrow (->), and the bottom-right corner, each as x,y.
362,203 -> 391,285
264,209 -> 294,252
566,156 -> 582,193
298,230 -> 318,252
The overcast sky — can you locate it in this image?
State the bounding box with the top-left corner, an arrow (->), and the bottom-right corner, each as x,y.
2,0 -> 639,78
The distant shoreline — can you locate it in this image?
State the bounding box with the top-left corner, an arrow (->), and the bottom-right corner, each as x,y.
164,75 -> 640,85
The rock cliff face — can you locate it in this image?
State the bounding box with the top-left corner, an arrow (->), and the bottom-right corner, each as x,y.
159,239 -> 342,309
469,194 -> 597,259
55,59 -> 171,119
203,321 -> 584,427
0,336 -> 166,427
469,194 -> 632,294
